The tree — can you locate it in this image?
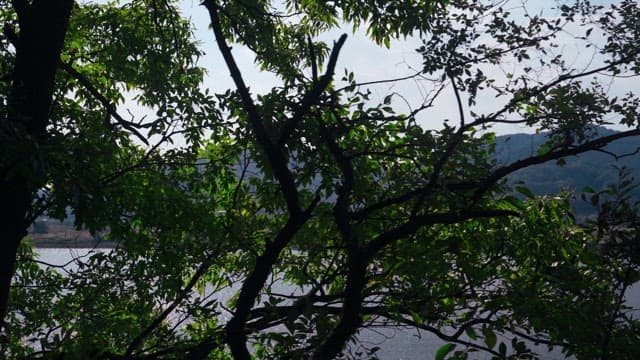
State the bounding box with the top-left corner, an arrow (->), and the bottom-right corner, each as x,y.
0,0 -> 214,327
2,0 -> 640,359
0,0 -> 74,328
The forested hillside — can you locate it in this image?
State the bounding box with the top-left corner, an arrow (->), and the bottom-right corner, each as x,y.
495,126 -> 640,216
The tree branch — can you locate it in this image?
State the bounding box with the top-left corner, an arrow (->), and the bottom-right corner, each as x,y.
468,58 -> 633,129
204,0 -> 302,218
186,195 -> 319,360
278,33 -> 348,146
311,108 -> 365,360
126,254 -> 218,356
58,61 -> 150,145
472,128 -> 640,202
365,209 -> 519,260
449,72 -> 465,128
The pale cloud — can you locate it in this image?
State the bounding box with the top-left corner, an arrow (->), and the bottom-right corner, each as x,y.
176,0 -> 637,137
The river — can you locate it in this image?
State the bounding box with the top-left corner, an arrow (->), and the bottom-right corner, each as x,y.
33,248 -> 639,359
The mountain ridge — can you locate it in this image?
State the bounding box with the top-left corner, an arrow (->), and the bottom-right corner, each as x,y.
494,126 -> 640,216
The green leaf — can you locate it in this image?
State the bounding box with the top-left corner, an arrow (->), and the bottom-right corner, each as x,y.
502,195 -> 525,211
499,342 -> 507,356
515,186 -> 535,199
410,311 -> 423,326
465,327 -> 478,340
483,328 -> 497,349
435,343 -> 456,360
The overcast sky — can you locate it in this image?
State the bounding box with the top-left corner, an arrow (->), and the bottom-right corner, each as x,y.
120,0 -> 636,138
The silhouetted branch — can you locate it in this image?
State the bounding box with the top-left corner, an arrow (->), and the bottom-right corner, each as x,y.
473,128 -> 640,201
126,253 -> 218,356
278,33 -> 347,145
58,61 -> 149,145
204,0 -> 302,219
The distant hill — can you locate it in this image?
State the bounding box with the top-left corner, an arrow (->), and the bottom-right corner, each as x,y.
494,126 -> 640,216
29,127 -> 638,246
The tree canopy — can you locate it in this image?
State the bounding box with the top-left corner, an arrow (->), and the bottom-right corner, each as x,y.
1,0 -> 640,359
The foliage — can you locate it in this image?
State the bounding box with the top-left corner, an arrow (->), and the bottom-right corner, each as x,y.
493,127 -> 640,217
2,0 -> 640,359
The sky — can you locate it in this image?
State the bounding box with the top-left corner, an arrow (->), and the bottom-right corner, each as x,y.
120,0 -> 637,140
177,0 -> 469,132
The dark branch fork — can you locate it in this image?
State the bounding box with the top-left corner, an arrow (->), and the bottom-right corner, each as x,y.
201,1 -> 346,359
204,0 -> 301,218
279,34 -> 347,146
308,116 -> 638,359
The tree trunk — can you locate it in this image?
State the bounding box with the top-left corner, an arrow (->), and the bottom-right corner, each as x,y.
312,255 -> 367,360
0,0 -> 73,329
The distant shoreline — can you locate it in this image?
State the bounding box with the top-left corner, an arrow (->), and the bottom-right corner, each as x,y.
32,240 -> 117,249
27,223 -> 116,249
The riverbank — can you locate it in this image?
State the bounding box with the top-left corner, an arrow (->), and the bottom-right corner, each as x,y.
28,222 -> 116,248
